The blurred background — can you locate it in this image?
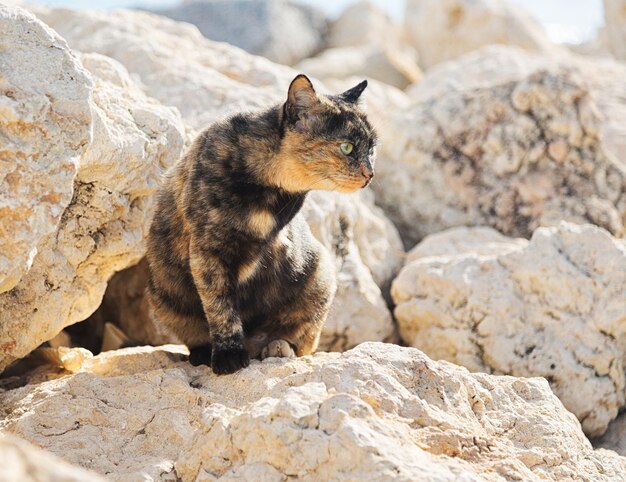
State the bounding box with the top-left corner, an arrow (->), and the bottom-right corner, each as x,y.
30,0 -> 604,45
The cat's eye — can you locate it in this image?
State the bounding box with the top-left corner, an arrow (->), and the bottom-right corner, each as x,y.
340,142 -> 353,155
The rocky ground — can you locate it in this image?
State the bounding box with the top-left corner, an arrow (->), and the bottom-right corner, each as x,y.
1,0 -> 626,480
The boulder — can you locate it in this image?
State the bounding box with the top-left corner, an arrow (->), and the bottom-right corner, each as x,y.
392,222 -> 626,437
31,6 -> 296,132
0,433 -> 105,482
604,0 -> 626,60
0,5 -> 91,294
326,1 -> 400,49
375,46 -> 626,246
296,44 -> 422,89
2,343 -> 625,481
0,6 -> 186,371
404,0 -> 556,69
148,0 -> 327,66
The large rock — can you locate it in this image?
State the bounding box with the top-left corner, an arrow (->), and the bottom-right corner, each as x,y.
0,433 -> 105,482
0,5 -> 91,294
2,342 -> 625,481
604,0 -> 626,60
148,0 -> 327,66
376,46 -> 626,246
0,7 -> 186,371
404,0 -> 556,69
392,222 -> 626,437
296,44 -> 422,90
31,6 -> 296,132
302,1 -> 422,89
31,6 -> 404,352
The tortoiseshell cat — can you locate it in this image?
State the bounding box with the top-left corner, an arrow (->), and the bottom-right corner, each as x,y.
146,75 -> 377,374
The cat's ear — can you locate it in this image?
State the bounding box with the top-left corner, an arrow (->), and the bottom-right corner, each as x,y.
339,80 -> 368,104
286,74 -> 318,121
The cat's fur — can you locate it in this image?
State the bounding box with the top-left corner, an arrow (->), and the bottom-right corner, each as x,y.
146,75 -> 377,374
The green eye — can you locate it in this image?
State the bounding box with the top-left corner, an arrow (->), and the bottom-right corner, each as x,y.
340,142 -> 353,155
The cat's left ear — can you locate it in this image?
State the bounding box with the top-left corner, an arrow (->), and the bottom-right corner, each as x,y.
286,74 -> 318,122
339,80 -> 368,104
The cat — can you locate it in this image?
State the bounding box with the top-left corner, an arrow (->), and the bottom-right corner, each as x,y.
146,74 -> 377,374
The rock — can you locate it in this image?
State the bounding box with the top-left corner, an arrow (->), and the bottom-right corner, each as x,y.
604,0 -> 626,60
594,412 -> 626,457
376,46 -> 626,246
301,192 -> 403,350
326,1 -> 400,49
404,0 -> 556,69
392,222 -> 626,437
2,342 -> 625,480
31,6 -> 296,132
0,5 -> 91,294
295,44 -> 422,90
0,433 -> 105,482
148,0 -> 327,66
0,7 -> 186,372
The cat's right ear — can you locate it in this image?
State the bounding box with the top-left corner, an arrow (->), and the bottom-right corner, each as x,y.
285,74 -> 318,127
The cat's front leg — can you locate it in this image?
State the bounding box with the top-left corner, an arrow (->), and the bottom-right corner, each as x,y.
189,239 -> 250,374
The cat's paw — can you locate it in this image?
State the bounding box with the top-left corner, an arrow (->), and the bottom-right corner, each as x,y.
260,339 -> 296,360
211,345 -> 250,374
188,343 -> 212,367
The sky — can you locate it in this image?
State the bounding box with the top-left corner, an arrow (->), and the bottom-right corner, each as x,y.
31,0 -> 604,45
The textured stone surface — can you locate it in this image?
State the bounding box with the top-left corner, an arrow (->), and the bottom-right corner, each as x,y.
2,342 -> 625,481
0,433 -> 105,482
149,0 -> 327,66
404,0 -> 556,69
0,5 -> 91,294
376,46 -> 626,246
392,222 -> 626,437
296,44 -> 422,89
32,6 -> 296,133
0,9 -> 186,371
604,0 -> 626,60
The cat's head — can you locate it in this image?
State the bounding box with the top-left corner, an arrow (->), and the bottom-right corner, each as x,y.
275,74 -> 377,193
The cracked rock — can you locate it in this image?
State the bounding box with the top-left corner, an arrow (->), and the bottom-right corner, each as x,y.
2,342 -> 625,481
375,46 -> 626,246
392,222 -> 626,437
0,6 -> 186,371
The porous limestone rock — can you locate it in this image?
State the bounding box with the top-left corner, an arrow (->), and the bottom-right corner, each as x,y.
149,0 -> 327,66
376,46 -> 626,246
0,7 -> 186,372
1,343 -> 625,481
296,44 -> 422,89
0,433 -> 105,482
392,222 -> 626,437
604,0 -> 626,60
31,6 -> 296,133
0,5 -> 91,294
404,0 -> 556,69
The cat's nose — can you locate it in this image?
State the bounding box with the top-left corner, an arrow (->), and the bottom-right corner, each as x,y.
359,164 -> 373,181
